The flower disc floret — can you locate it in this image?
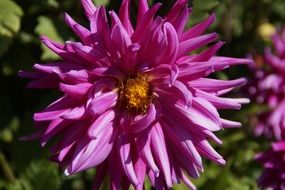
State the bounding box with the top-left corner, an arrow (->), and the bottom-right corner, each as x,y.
119,75 -> 152,114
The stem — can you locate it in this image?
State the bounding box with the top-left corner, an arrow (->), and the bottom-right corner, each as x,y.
0,150 -> 16,183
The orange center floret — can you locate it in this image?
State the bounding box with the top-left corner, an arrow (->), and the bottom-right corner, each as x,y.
120,75 -> 152,114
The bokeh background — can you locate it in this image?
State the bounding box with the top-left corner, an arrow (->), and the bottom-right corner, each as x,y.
1,0 -> 285,189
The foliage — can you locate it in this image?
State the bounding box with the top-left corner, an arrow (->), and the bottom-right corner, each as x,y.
0,0 -> 285,189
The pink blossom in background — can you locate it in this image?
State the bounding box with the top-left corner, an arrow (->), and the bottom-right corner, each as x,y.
20,0 -> 251,189
250,27 -> 285,190
249,27 -> 285,141
255,141 -> 285,190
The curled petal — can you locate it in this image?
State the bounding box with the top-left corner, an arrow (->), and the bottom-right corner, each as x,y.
66,123 -> 115,175
127,104 -> 157,133
59,83 -> 92,98
87,91 -> 118,116
61,105 -> 86,120
88,110 -> 115,139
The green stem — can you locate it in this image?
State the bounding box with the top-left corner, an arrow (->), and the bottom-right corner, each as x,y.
0,150 -> 16,183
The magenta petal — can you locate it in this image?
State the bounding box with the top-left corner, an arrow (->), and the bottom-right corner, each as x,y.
41,118 -> 71,146
221,119 -> 242,128
137,0 -> 149,23
171,80 -> 192,107
164,123 -> 203,172
189,78 -> 247,93
111,23 -> 132,54
166,0 -> 188,21
59,83 -> 91,98
135,128 -> 160,176
64,13 -> 92,45
191,41 -> 225,62
117,134 -> 139,186
81,0 -> 97,18
150,123 -> 172,188
92,163 -> 108,190
178,33 -> 218,57
196,90 -> 242,110
132,3 -> 161,42
108,149 -> 125,190
180,14 -> 216,41
40,36 -> 83,64
196,139 -> 225,165
174,100 -> 221,132
127,104 -> 156,133
61,105 -> 86,120
67,42 -> 105,65
210,56 -> 254,65
133,158 -> 146,190
181,172 -> 197,190
119,0 -> 134,35
34,109 -> 69,121
171,7 -> 192,35
88,110 -> 115,139
88,91 -> 117,116
171,127 -> 203,170
67,124 -> 115,175
272,141 -> 285,152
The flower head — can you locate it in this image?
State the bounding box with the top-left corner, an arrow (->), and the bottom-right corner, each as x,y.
20,0 -> 251,189
249,27 -> 285,140
256,141 -> 285,189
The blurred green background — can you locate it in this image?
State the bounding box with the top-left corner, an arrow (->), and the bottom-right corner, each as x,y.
1,0 -> 285,189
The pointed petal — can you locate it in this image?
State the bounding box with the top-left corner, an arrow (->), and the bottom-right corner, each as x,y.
64,13 -> 92,45
137,0 -> 149,23
181,14 -> 216,41
119,0 -> 134,35
150,123 -> 172,188
81,0 -> 97,18
178,33 -> 218,57
117,134 -> 139,186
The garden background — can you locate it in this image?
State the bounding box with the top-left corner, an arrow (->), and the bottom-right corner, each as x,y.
0,0 -> 285,189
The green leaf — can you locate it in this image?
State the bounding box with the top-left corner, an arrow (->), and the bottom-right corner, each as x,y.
0,0 -> 23,37
188,0 -> 220,26
0,36 -> 12,57
20,160 -> 61,190
93,0 -> 110,6
193,0 -> 220,11
35,16 -> 64,61
0,117 -> 20,143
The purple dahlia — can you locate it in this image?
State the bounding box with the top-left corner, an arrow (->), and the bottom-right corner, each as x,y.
256,141 -> 285,190
20,0 -> 251,189
249,27 -> 285,140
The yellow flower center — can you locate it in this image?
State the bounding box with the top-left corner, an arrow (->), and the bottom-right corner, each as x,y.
119,75 -> 152,114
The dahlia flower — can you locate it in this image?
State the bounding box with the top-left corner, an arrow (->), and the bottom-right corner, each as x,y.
256,141 -> 285,189
249,27 -> 285,140
20,0 -> 251,189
